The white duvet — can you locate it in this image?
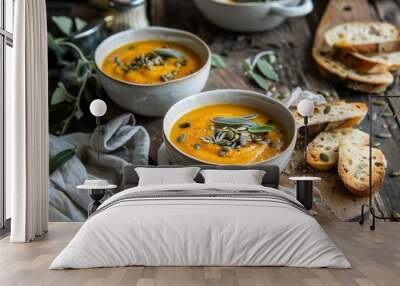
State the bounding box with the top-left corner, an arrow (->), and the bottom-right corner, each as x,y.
50,183 -> 351,269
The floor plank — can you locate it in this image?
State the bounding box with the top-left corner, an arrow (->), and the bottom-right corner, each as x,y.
0,222 -> 399,286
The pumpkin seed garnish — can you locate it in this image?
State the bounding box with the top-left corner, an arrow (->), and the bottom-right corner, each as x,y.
376,133 -> 392,139
373,100 -> 385,106
194,144 -> 201,150
389,170 -> 400,177
372,142 -> 381,147
179,122 -> 191,129
319,90 -> 331,98
177,134 -> 186,143
323,106 -> 331,114
319,153 -> 330,162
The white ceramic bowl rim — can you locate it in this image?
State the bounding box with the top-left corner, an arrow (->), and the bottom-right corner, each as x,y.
94,26 -> 212,88
209,0 -> 295,7
163,89 -> 297,166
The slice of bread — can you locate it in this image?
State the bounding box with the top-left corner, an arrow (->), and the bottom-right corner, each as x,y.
307,128 -> 370,171
313,50 -> 393,93
336,50 -> 400,74
293,101 -> 368,129
323,22 -> 400,54
338,143 -> 386,197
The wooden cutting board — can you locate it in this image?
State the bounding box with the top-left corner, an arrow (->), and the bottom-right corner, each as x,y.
313,0 -> 372,53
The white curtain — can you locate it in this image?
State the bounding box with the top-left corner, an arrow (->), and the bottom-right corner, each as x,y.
7,0 -> 49,242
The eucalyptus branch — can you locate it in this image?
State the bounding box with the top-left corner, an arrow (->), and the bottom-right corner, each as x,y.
60,74 -> 89,135
59,41 -> 90,63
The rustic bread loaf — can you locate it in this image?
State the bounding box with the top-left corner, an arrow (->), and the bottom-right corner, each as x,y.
336,50 -> 400,74
307,128 -> 369,171
323,22 -> 400,54
338,143 -> 386,197
293,101 -> 368,130
313,50 -> 393,93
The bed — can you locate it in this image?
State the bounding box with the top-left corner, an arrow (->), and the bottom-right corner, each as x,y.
50,165 -> 351,269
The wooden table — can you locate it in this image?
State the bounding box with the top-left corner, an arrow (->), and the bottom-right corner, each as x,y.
48,0 -> 400,221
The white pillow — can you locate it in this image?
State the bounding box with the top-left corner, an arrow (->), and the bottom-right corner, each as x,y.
200,169 -> 266,185
135,167 -> 201,186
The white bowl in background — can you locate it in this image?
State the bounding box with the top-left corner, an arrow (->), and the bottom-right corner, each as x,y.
163,89 -> 297,171
94,27 -> 211,117
193,0 -> 313,32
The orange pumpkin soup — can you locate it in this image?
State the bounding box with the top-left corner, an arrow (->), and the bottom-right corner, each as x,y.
102,40 -> 202,84
169,104 -> 287,165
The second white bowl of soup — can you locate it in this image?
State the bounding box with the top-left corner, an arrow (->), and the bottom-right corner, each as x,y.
163,89 -> 297,171
95,27 -> 211,117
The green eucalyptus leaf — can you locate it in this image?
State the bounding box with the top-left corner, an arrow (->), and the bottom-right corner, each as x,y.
256,59 -> 278,81
211,53 -> 226,68
51,87 -> 67,105
75,109 -> 84,120
153,48 -> 184,58
52,16 -> 73,36
49,148 -> 76,175
74,17 -> 87,31
249,71 -> 270,91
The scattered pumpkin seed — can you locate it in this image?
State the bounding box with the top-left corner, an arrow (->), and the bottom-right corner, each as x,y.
179,122 -> 191,129
389,170 -> 400,177
177,134 -> 186,143
373,100 -> 385,106
218,150 -> 227,157
372,142 -> 381,147
319,153 -> 330,162
194,144 -> 201,150
382,111 -> 393,118
376,133 -> 392,139
323,106 -> 331,114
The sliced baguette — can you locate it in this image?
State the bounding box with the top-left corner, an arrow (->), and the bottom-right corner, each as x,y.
307,128 -> 369,171
323,22 -> 400,54
313,50 -> 393,93
338,143 -> 386,197
336,50 -> 400,74
293,101 -> 368,130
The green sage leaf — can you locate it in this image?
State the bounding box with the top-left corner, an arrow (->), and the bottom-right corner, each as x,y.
256,59 -> 278,81
247,125 -> 273,133
154,48 -> 184,58
212,117 -> 257,126
249,71 -> 270,91
49,148 -> 76,175
211,53 -> 226,68
52,16 -> 73,36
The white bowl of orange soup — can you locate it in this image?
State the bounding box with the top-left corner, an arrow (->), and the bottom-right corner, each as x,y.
163,89 -> 297,171
95,27 -> 211,117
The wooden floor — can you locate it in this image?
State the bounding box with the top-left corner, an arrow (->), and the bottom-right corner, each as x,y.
0,222 -> 399,286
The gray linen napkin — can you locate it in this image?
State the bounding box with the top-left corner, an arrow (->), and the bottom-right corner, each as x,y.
49,114 -> 150,222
